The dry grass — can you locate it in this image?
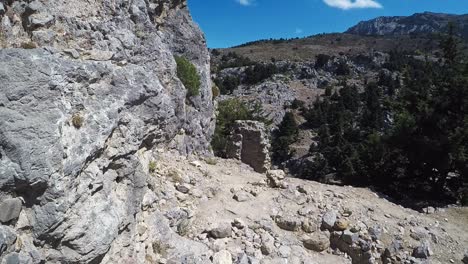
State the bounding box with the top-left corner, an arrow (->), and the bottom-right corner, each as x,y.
20,41 -> 37,49
219,33 -> 446,62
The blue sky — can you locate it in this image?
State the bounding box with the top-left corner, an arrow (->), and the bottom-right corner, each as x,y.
188,0 -> 468,48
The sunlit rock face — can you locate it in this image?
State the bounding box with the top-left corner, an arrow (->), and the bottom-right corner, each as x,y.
0,0 -> 214,262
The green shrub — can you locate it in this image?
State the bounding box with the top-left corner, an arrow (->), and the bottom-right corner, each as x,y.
175,56 -> 201,97
72,113 -> 84,129
211,83 -> 220,98
205,157 -> 218,165
148,160 -> 157,173
211,99 -> 266,157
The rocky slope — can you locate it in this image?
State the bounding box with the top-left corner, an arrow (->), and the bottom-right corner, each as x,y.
118,151 -> 468,264
0,0 -> 214,263
346,12 -> 468,39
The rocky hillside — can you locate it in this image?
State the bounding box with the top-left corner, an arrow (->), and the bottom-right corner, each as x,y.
346,12 -> 468,39
0,0 -> 214,263
111,150 -> 468,264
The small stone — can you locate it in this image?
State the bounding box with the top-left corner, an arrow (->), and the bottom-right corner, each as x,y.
0,198 -> 23,223
260,232 -> 275,255
63,49 -> 80,59
209,224 -> 232,239
175,183 -> 191,194
321,211 -> 337,230
303,233 -> 330,252
412,240 -> 433,259
189,160 -> 202,168
297,185 -> 312,194
29,13 -> 55,28
302,220 -> 318,233
424,207 -> 436,214
232,219 -> 245,229
275,216 -> 301,231
384,240 -> 403,258
233,191 -> 252,202
213,250 -> 232,264
298,206 -> 315,216
342,229 -> 359,245
0,226 -> 17,256
334,219 -> 349,231
266,170 -> 285,188
410,227 -> 428,241
368,225 -> 382,241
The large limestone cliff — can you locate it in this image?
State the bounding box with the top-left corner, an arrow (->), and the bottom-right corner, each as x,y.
0,0 -> 214,263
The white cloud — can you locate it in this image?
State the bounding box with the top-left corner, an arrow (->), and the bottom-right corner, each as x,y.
236,0 -> 253,6
295,28 -> 304,34
323,0 -> 383,10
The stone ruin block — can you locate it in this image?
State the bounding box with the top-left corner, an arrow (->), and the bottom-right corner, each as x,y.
226,120 -> 271,173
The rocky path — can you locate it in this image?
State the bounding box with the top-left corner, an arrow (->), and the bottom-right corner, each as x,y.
138,151 -> 468,264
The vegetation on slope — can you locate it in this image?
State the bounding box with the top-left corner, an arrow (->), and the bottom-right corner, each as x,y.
175,56 -> 201,97
298,30 -> 468,204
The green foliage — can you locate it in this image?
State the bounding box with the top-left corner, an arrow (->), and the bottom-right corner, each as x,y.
211,49 -> 221,56
315,54 -> 331,69
301,31 -> 468,204
243,63 -> 278,85
212,99 -> 265,157
175,56 -> 201,98
148,161 -> 157,173
335,61 -> 350,76
272,112 -> 299,164
214,75 -> 240,95
212,83 -> 220,98
218,52 -> 255,70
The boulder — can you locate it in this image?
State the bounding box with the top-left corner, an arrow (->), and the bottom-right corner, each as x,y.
266,170 -> 286,188
412,240 -> 433,259
209,224 -> 232,239
368,225 -> 382,241
275,216 -> 301,231
334,218 -> 349,231
384,240 -> 404,259
213,250 -> 232,264
321,211 -> 337,230
28,13 -> 55,28
0,226 -> 17,256
302,220 -> 318,233
260,232 -> 275,255
342,229 -> 359,245
303,233 -> 331,252
0,199 -> 22,223
233,190 -> 253,202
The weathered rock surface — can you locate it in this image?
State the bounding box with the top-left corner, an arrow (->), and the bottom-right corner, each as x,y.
0,0 -> 214,263
226,120 -> 271,173
0,199 -> 22,223
303,233 -> 330,252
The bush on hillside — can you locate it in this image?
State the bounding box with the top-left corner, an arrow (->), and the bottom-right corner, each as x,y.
212,99 -> 265,157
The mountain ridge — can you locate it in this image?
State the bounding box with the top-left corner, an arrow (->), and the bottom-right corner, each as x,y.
346,12 -> 468,39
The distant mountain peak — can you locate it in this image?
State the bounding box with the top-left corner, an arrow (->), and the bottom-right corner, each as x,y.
346,12 -> 468,39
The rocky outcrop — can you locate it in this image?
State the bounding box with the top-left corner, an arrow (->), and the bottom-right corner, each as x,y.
132,152 -> 468,264
226,121 -> 271,173
0,0 -> 214,263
